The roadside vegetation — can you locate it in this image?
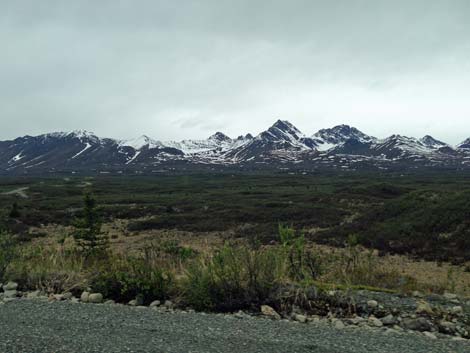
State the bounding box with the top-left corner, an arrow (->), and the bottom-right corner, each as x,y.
1,173 -> 470,312
0,194 -> 463,312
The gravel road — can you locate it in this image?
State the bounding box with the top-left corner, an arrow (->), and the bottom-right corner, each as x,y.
0,300 -> 468,353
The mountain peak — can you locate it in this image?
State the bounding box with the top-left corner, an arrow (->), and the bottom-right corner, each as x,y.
457,138 -> 470,150
68,130 -> 96,139
209,132 -> 231,142
313,125 -> 374,151
270,120 -> 299,133
420,135 -> 447,148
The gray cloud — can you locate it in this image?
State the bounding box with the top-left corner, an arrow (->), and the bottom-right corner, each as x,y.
1,1 -> 470,143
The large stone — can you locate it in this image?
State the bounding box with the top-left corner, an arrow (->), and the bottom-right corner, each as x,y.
423,331 -> 437,340
438,320 -> 457,335
2,282 -> 18,291
52,294 -> 65,301
347,316 -> 366,325
3,290 -> 17,299
416,301 -> 434,315
150,300 -> 161,307
163,300 -> 173,309
380,314 -> 398,326
26,290 -> 41,299
368,316 -> 383,327
261,305 -> 281,320
367,300 -> 378,309
294,314 -> 307,323
62,292 -> 73,300
88,293 -> 103,304
334,320 -> 346,329
80,291 -> 90,303
402,317 -> 432,332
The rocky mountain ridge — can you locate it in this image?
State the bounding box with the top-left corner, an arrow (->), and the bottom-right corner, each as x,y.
1,120 -> 470,174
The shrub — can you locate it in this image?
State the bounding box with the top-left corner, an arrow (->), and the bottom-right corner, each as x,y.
9,202 -> 21,218
90,250 -> 173,304
183,244 -> 285,312
0,231 -> 17,282
279,224 -> 323,280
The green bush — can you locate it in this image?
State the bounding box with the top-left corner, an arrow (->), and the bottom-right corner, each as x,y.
90,253 -> 173,304
183,244 -> 287,311
182,226 -> 323,312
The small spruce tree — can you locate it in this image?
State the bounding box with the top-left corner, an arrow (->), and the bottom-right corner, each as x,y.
73,192 -> 108,257
9,202 -> 20,218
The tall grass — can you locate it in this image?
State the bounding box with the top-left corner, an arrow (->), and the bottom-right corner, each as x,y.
2,226 -> 436,311
8,244 -> 87,293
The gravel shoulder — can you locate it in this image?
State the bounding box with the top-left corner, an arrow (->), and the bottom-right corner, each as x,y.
1,300 -> 469,353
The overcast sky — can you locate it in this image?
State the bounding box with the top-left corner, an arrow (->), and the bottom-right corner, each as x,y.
1,1 -> 470,143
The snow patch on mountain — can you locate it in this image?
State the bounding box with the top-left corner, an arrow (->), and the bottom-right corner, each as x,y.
119,135 -> 162,150
71,143 -> 92,159
313,125 -> 375,151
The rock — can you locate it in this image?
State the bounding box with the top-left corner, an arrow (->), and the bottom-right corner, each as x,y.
402,318 -> 432,332
443,292 -> 458,300
130,295 -> 144,306
423,331 -> 437,339
62,292 -> 73,300
234,310 -> 247,319
26,290 -> 41,299
438,320 -> 457,335
128,300 -> 137,306
71,297 -> 80,304
347,316 -> 365,325
104,300 -> 115,305
3,290 -> 17,299
53,294 -> 65,301
2,282 -> 18,291
380,314 -> 398,326
261,305 -> 281,320
150,300 -> 161,307
412,291 -> 424,298
80,291 -> 90,303
415,301 -> 434,315
88,293 -> 103,304
368,316 -> 383,327
334,320 -> 346,329
294,314 -> 307,323
450,306 -> 463,315
163,300 -> 174,309
309,315 -> 321,323
367,300 -> 378,309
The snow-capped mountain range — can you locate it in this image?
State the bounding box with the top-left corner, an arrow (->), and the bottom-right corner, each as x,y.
1,120 -> 470,174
